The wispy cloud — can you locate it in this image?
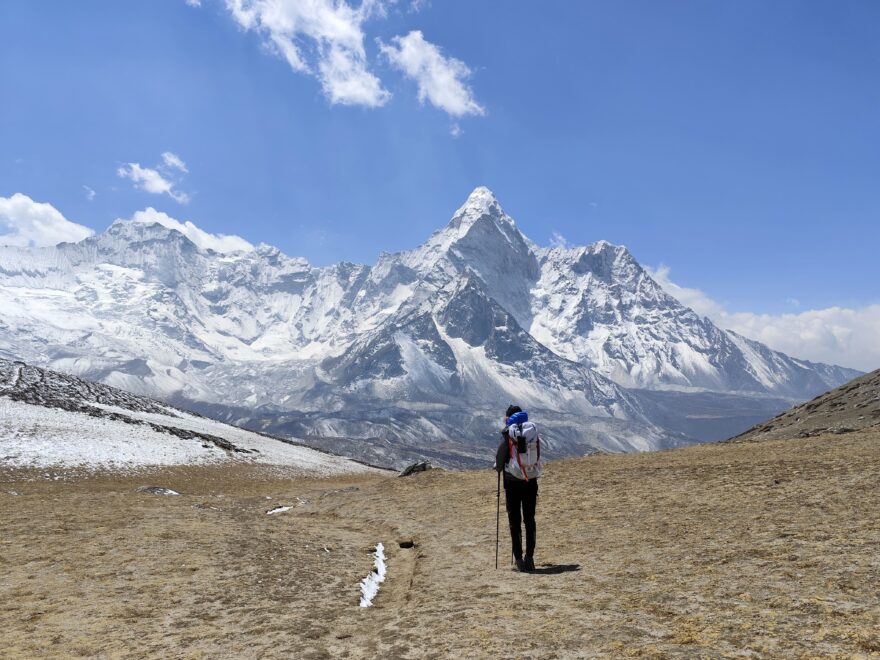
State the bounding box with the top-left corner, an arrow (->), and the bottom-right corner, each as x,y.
185,0 -> 202,7
126,207 -> 253,253
117,152 -> 191,204
82,185 -> 96,201
161,151 -> 188,173
648,264 -> 880,372
548,231 -> 571,249
218,1 -> 483,124
0,193 -> 94,247
224,0 -> 390,107
379,30 -> 484,117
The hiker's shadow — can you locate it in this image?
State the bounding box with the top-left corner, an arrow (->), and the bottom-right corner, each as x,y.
532,564 -> 580,575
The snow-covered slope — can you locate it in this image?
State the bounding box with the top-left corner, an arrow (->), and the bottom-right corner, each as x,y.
529,241 -> 855,397
0,188 -> 860,465
0,358 -> 377,474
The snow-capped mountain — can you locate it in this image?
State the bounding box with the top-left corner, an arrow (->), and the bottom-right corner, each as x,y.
0,188 -> 860,467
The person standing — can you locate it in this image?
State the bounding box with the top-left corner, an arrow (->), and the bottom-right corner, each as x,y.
495,404 -> 541,572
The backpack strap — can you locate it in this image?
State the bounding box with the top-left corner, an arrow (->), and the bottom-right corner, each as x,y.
509,428 -> 529,482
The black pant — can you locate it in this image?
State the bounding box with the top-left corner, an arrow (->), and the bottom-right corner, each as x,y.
504,478 -> 537,560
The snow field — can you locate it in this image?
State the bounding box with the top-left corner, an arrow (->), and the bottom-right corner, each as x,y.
0,396 -> 375,475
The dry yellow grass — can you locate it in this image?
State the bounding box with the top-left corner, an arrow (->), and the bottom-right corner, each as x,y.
1,431 -> 878,658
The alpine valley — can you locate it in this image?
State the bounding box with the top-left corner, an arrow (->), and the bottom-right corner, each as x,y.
0,188 -> 860,468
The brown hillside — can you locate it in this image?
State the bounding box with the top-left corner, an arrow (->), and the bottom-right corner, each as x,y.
1,430 -> 878,658
732,369 -> 880,443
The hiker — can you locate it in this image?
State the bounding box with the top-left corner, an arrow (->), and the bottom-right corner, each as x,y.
495,404 -> 541,572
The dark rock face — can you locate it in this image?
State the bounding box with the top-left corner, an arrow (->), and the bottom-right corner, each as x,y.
399,461 -> 432,477
333,338 -> 406,381
440,279 -> 495,347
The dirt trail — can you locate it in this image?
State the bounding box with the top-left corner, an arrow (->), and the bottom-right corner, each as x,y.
2,433 -> 879,658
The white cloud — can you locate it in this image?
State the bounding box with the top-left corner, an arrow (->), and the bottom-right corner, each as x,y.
127,207 -> 254,254
185,0 -> 202,6
449,122 -> 462,138
647,265 -> 727,319
723,306 -> 880,373
548,231 -> 571,249
648,264 -> 880,372
161,151 -> 188,173
224,0 -> 390,107
379,30 -> 484,117
117,153 -> 191,204
83,185 -> 96,201
0,193 -> 94,247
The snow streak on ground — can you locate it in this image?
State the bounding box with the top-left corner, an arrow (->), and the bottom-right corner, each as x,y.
266,505 -> 292,515
359,543 -> 387,608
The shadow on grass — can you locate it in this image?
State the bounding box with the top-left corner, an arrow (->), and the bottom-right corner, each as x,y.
532,564 -> 581,575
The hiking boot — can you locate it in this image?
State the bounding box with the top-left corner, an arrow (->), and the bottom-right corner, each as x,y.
524,556 -> 535,572
514,557 -> 527,572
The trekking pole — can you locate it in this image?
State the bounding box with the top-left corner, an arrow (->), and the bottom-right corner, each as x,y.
495,470 -> 501,570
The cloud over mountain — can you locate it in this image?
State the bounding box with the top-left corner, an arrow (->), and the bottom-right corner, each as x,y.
126,207 -> 253,253
0,193 -> 94,248
649,265 -> 880,372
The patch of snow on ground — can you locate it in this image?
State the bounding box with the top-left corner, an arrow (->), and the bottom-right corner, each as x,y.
359,543 -> 387,608
0,397 -> 218,469
266,505 -> 292,515
87,402 -> 375,476
0,394 -> 376,475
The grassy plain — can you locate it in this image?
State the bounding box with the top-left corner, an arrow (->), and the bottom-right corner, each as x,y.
2,431 -> 878,658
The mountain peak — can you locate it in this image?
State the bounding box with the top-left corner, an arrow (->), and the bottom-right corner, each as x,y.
459,185 -> 501,211
408,187 -> 518,263
452,186 -> 509,225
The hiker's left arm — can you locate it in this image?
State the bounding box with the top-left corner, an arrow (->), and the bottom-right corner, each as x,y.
494,434 -> 508,472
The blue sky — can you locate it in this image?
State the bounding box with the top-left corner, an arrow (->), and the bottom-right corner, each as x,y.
1,1 -> 878,368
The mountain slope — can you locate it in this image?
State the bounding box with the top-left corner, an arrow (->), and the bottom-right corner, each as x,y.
0,357 -> 377,475
731,368 -> 880,442
530,241 -> 856,397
